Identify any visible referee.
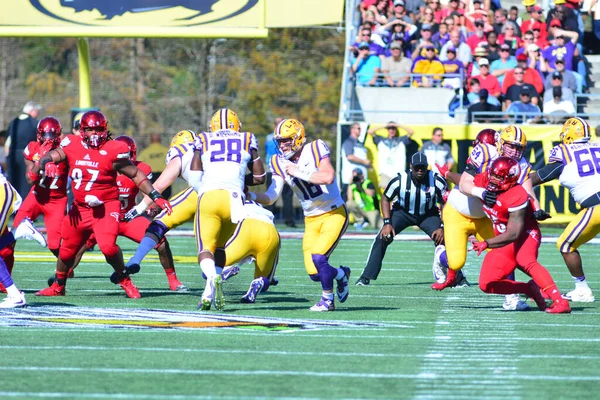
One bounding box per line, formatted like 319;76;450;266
355;152;446;286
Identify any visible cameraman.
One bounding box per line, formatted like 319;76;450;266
346;168;380;229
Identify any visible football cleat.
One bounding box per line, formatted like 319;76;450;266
454;270;470;288
35;282;65;296
213;275;224;310
168;276;189;292
562;287;595;302
502;294;530;311
198;298;211;311
110;264;140;284
222;265;240;281
309;297;335;312
0;291;27;308
355;276;370;286
546;298;572;314
241;278;265;304
527;280;547;311
13;218;47;248
336;266;351;303
119;276;141;299
432;245;447;284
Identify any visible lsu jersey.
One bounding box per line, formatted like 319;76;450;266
165;141;195;184
23;141;68;201
117;161;152;217
548;141;600;204
270;140;344;217
194;129;257;195
242;200;275;225
60;134;130;206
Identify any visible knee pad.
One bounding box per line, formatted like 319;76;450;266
145;221;170;243
311;254;329;273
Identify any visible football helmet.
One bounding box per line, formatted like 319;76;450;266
209;108;241;132
473;128;497;147
73;112;85;132
170;130;196;148
497;126;526;160
36;117;62;147
560;117;591;145
487;156;521;192
80;111;109;149
114;136;137;162
274;119;306;159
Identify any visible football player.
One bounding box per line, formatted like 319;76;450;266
529;117;600;302
189;109;265;310
249;119;351;312
33;111;172;298
470;157;570;314
0;117;68;283
123;130;200;276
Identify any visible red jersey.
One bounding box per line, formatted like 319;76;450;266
117;161;152;217
23;141;68;201
474;173;538;235
59;134;130;206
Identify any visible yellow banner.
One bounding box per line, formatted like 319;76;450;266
0;0;343;37
362;124;597;224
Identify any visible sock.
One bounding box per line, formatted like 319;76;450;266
164;268;176;277
5;283;19;297
215;267;223;276
573;275;589;290
127;237;157;267
0;231;16;251
335;267;345;280
541;284;562;303
200;258;217;279
259;277;270;292
0;256;14;289
440;250;449;268
56;271;67;286
322;292;334;301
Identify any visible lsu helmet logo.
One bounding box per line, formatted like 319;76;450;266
30;0;258;26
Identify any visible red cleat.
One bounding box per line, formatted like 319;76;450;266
546;298;571;314
431;269;457;291
0;282;6;293
527;280;547;311
35;282;65;296
168;276;189;292
119;276;141;299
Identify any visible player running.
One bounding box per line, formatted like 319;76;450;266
33;111;172;298
529;117;600;302
470;156;570;313
249;119;350;312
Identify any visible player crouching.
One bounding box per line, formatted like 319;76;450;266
465;157;570;313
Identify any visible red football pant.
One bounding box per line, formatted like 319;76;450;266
479;229;557;295
60;200;121;262
0;194;67;273
86;216;163;249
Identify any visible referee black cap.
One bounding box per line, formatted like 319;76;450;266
411;152;428;168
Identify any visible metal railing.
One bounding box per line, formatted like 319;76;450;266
353;72;464;88
469;111;600;124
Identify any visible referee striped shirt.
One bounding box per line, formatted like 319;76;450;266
384;169;447;216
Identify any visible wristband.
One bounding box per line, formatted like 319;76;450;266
134;202;150;214
471;187;485;200
149;189;162;201
383;218;391;225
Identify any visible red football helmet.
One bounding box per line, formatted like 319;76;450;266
473;128;497;147
36;116;62;147
80;111;109;149
487;156;521;192
114;135;137;162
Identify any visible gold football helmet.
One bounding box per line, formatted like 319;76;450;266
170;129;196;148
497;125;526;160
560;117;591;145
274;119;306;159
209;108;241;132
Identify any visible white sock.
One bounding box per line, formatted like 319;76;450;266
573;276;590;290
335;267;345;280
200;258;217;279
322;292;334;301
5;284;20;297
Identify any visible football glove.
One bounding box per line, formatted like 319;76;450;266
154;197;172;215
44;163;59;178
27;170;41;183
435;163;449;178
482;190;497;207
533;209;552;221
470;239;488;256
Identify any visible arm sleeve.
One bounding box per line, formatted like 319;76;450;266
249;133;259;151
535;162;564;183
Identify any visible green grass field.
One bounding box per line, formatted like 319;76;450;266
1;231;600;400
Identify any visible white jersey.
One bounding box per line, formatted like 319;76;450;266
195;129;257;195
450;143;532;218
165;142;195;184
270;140;344;217
242;200;275;225
548;141;600;204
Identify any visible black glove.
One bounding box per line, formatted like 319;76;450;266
533;209;552;221
482;190;498;207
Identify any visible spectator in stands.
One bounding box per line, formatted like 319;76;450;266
543;71;575;106
368;122;414;188
526;43;547;77
443;17;465;43
521;6;547;41
468;46;487;77
485;31;501;63
508;6;522;27
412;23;435;59
429;0;443;24
385;20;418;52
347;168;381;230
442;0;463;20
441;46;464;88
431;22;449;50
476;58;501;97
464;0;490;32
382;41;413;86
544;55;577;92
490;43;517;86
405;0;426;22
467;89;502;123
494;9;521;37
547;4;578;34
418;6;439;34
544;86;576;123
421;127;454;169
388;0;415;24
466;18;487;52
440;29;472;67
507;86;542;123
352;42;381;86
591;0;600;43
505;74;539;108
369;0;393;25
544;30;579;72
516;30;536;57
468;77;501;106
531;22;549;50
341;123;371;200
502;53;544;95
351;28;386;57
411;44;445;87
498;21;522;52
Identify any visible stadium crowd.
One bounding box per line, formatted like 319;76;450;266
351;0;594;123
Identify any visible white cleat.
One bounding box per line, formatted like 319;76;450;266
563;288;595;302
13;218;47;248
502;294;530;311
432;245;447;284
0;291;27;308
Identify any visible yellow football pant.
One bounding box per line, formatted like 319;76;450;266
302;205;348;275
156;186;198;229
557;206;600;253
195;190;237;254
